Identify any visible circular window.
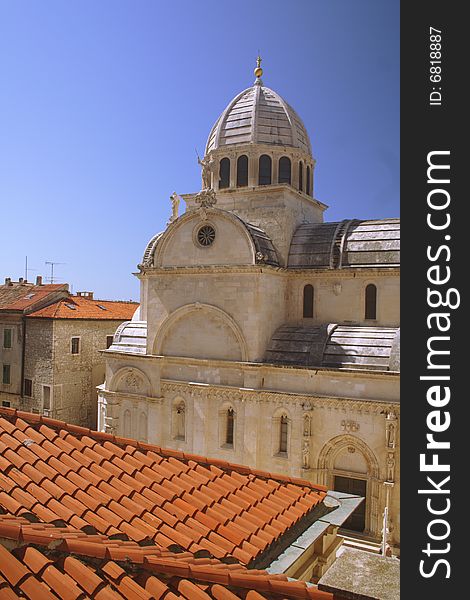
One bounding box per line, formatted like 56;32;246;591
197;225;216;247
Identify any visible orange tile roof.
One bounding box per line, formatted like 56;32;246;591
0;284;68;312
0;408;331;599
27;295;138;320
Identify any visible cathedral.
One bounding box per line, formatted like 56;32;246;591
99;60;400;552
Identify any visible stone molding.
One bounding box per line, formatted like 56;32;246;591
160;380;400;415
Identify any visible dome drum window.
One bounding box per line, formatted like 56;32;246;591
278;157;291;185
196;224;216;247
219;158;230;189
237;155;249;187
259;155;272;185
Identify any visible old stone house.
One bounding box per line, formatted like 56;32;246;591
1;279;137;428
100;62;400;552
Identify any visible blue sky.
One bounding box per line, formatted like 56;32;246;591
0;0;399;301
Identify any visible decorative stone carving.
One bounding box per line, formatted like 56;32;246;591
302;439;310;469
385;411;397;448
348;446;355;454
255;251;268;263
386;452;395;482
195;188;217;208
168;191;180;223
333;282;342;296
197;155;214;190
341;419;360;433
124;371;142;391
303;414;311;437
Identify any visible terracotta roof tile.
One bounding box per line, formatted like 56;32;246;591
26;295;138;320
0;408;333;599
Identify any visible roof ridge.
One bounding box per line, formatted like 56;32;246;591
0;407;327;493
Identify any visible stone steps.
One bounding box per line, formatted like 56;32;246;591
339;534;382;555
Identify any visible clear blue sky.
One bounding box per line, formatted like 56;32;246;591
0;0;399;301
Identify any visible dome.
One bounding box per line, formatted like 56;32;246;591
205;83;312;156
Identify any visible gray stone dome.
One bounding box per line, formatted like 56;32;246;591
205;84;312;156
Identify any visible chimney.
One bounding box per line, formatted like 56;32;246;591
36;275;43;286
18;277;24;284
4;277;11;286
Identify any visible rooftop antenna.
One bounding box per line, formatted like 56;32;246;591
45;261;66;284
24;256;38;281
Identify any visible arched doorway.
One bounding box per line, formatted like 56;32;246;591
317;435;381;537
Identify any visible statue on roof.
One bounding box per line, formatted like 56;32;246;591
197;152;214;190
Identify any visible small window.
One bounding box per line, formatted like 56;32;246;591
219;157;230;189
237;155;248;187
258;155;272;185
278;157;291;184
2;364;11;385
303;285;314;318
71;337;80;354
3;329;12;349
106;335;114;349
299;162;303;192
2;401;11;408
226;408;234;446
306;166;311;196
43;385;51;411
279;416;288;454
365;284;377;320
24;378;33;397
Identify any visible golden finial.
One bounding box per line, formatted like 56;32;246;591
254;55;263;79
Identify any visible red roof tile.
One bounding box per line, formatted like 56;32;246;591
0;407;332;599
27;295;138;320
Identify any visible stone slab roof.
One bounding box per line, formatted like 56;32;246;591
288;219;400;270
265;325;400;372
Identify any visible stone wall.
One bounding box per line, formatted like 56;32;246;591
51;319;127;428
0;317;23;407
21;318;54;413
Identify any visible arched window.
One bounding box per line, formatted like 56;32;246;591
299;161;303;192
258;155;272;185
306;166;311;196
365;284;377;320
219;157;230;189
303;284;314;318
173;400;186;440
237;155;248;187
278;157;291;184
226;408;235;445
279;416;288;454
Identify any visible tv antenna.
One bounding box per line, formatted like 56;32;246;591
24;256;38;281
45;261;66;284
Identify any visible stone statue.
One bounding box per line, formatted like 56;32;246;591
302;439;310;469
386;422;396;448
169;192;181;223
303;414;311;437
198;155;214;189
386;452;395;482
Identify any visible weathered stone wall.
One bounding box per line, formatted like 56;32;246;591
145;270;287;362
21;318;54;413
51;319;128;428
286;271;400;327
0;317;23;406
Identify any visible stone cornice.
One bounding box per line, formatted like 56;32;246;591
160;380;400;414
136;265;399;278
105;352;399;380
101;390;163;404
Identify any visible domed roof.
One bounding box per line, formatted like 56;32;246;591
205;82;312;156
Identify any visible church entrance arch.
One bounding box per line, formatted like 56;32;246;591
317;435;381;537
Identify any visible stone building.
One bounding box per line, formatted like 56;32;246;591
1;281;137;428
100;61;400;552
0;277;69;407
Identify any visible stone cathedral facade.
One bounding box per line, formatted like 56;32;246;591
99;62;400;552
